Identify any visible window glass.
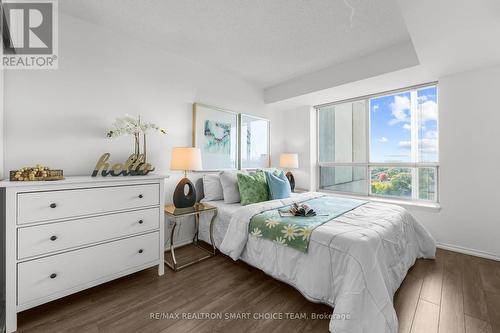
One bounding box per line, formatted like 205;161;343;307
370;167;412;199
317;84;439;202
417;87;439;162
319;166;368;194
418;167;437;201
370;92;411;163
318;101;366;163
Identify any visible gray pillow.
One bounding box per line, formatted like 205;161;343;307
220;171;245;203
201;174;224;201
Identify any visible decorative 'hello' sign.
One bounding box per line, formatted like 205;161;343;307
92;153;155;177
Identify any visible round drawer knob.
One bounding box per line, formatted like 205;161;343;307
50;203;57;208
138;249;144;254
50;235;57;241
50;273;57;279
138;220;144;224
138;194;144;199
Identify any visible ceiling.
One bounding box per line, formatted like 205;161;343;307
397;0;500;78
266;0;500;104
60;0;500;106
60;0;411;89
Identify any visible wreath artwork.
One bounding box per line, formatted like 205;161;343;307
203;120;231;154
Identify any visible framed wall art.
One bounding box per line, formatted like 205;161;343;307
193;103;239;170
239;114;270;169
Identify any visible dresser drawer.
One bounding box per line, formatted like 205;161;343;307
17;184;159;225
17;232;159;306
17;208;159;259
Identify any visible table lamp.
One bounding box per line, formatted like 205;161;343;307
279;153;298;192
170;147;202;208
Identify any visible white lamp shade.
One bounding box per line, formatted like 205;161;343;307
279;153;299;169
170;147;202;171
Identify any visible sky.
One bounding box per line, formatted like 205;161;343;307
370;86;438;163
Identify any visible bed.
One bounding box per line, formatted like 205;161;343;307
197;192;436;333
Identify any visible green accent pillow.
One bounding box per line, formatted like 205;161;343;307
237;171;269;205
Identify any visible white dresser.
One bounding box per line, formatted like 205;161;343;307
0;175;166;333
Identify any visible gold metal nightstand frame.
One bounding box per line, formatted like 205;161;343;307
164;203;218;271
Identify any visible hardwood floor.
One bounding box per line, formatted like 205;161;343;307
395;249;499;333
17;248;500;333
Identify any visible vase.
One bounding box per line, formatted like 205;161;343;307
129;133;150;175
129;134;141;173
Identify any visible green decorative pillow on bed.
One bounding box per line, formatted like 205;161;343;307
237;171;269;205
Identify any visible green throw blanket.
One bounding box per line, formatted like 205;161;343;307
248;196;367;253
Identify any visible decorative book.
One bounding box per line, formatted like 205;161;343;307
279;203;317;217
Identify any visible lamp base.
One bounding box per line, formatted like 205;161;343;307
285;171;295;192
173;177;197;208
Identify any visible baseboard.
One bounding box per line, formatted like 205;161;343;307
436;242;500;261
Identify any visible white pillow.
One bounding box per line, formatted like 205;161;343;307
201;174;224;201
220;171;245;203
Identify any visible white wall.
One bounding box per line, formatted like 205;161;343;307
271;63;500;260
3;13;269;246
4;13;268;190
270;106;316;191
407;64;500;260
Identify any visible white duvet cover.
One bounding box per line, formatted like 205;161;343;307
205;192;436;333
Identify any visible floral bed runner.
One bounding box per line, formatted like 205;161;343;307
248;196;367;253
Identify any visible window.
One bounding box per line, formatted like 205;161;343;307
317;84;438;202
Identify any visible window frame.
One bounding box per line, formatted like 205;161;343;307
315;82;439;204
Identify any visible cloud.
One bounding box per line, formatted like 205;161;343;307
419;138;438;154
377;137;388;143
424;130;437;139
388;95;410;125
399;140;411;150
403;123;411;130
418;95;428;103
420;100;438;123
398;133;438;154
387;97;437;126
420;130;438;154
372;104;379;112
